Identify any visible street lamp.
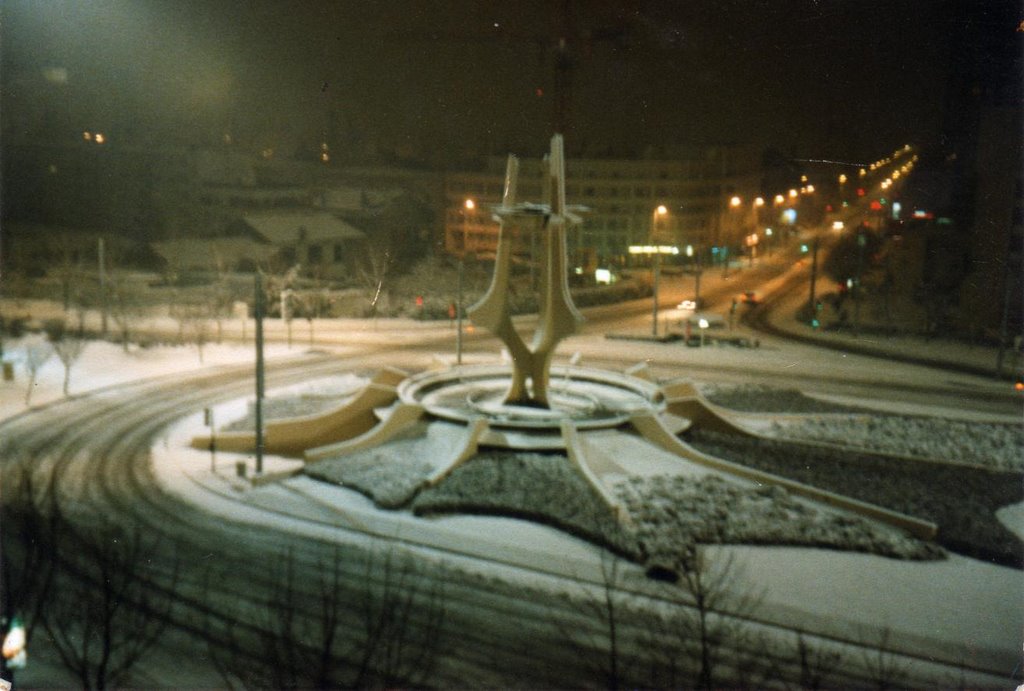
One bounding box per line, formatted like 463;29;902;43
457;198;475;365
651;205;668;337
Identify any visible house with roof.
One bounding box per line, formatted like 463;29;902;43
152;211;367;281
241;211;367;279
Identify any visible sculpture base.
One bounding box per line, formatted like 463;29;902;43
398;364;664;431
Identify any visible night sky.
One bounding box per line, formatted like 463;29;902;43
2;0;1020;164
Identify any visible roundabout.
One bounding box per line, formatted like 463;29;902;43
398;363;665;433
192;135;943;577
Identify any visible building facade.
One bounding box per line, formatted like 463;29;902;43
443;147;761;268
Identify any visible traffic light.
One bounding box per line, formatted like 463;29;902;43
800;243;809;253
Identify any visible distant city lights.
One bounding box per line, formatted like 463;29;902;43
628;245;679;255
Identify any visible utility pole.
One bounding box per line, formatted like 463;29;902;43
254;272;265;475
853;230;866;333
98;237;108;335
808;235;820;326
456;257;464;365
652;252;661;338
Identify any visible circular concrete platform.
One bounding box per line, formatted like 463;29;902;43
398;364;664;431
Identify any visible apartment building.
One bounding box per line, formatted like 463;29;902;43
443;147;760;268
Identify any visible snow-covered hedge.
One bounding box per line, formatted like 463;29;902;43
412;451;640;559
616;474;943;575
766;415;1023;471
305;425;435;509
701;384;864;414
224;377;366;431
309;446;943;579
686;428;1022;567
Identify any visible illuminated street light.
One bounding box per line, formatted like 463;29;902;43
774;194;785;205
464;198;475;210
754;196;765;207
805;184;815;193
650;205;670;337
729;196;741;208
838;174;847;184
788;189;798;199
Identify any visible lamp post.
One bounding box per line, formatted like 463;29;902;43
651;205;668;337
457;198;475;365
723;195;742;277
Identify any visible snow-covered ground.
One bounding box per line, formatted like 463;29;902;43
0;334;299;421
152;388;1021;684
2;327;1021;686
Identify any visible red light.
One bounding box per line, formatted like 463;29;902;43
870;200;882;211
415;295;424;307
825;204;833;212
535;87;544;97
1015;380;1024;392
856;188;866;197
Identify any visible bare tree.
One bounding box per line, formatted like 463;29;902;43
859;626;909;690
0;460;62;684
791;629;842;690
640;548;773;690
556;550;633;690
43;521;180;691
44;319;86;395
357;244;391;317
290;288;330;347
171;302;212;363
210;262;237;344
353;548;447;687
208;545;446;689
23;339;52;406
